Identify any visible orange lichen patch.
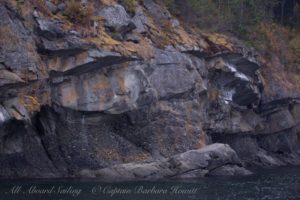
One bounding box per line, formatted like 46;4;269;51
23;95;41;115
48;57;58;71
197;140;206;149
61;57;73;72
208;87;220;102
0;26;19;51
57;39;64;49
39;90;51;106
48;52;89;73
96;149;122;161
156;102;180;115
92;74;111;91
39;61;49;78
16;82;44;116
61;83;80;103
101;0;116;6
83;80;89;92
91;74;113;103
117;77;126;94
47;56;63;71
74;51;88;67
19;70;38;82
186;103;192;122
55;57;62;71
124;152;150;163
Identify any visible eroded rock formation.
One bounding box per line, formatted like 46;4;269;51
0;0;299;179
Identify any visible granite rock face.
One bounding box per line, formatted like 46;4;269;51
0;0;299;179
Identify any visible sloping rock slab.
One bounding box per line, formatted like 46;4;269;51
79;143;251;180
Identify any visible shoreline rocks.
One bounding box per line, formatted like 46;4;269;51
79;143;252;180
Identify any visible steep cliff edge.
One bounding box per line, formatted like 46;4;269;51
0;0;299;178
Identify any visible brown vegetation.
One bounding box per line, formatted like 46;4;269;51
65;0;94;25
0;26;19;51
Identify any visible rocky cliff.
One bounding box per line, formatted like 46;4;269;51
0;0;299;179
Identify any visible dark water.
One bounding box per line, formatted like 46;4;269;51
0;167;299;200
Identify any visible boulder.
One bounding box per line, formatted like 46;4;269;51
45;1;57;14
96;5;131;28
79;143;251;180
34;18;89;54
35;19;65;40
131;8;150;33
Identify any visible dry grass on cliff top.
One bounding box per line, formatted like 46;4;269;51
3;0;234;59
249;22;300;96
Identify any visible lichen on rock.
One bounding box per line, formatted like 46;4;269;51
0;0;299;179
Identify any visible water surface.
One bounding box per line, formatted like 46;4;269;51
1;166;299;200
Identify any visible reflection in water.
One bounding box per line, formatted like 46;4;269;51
0;166;299;200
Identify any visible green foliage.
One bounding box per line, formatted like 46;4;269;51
163;0;294;34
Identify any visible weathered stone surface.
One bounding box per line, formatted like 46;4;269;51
131;8;150;33
35;19;65;40
79;143;251;180
96;5;131;28
52;61;150;113
0;4;42;81
45;1;57;14
57;3;66;11
143;0;171;19
0;120;60;178
209;165;252;176
124;33;140;43
211;124;300;167
0;69;25;86
0;1;299;179
34;18;89;54
150;65;194;99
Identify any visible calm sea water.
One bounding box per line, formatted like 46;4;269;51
0;166;299;200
